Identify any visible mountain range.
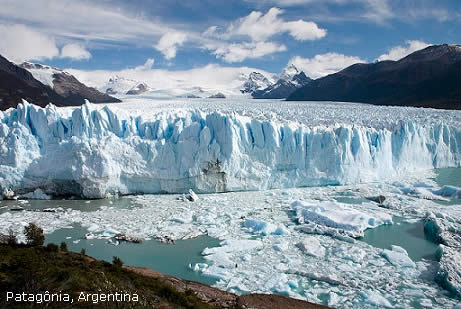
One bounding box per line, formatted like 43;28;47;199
241;64;312;99
102;75;151;96
288;44;461;110
2;44;461;110
0;55;119;110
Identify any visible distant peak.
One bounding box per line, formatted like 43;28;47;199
280;64;300;81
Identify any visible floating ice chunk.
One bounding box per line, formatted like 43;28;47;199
243;219;289;236
382;245;416;268
2;188;16;200
203;239;263;255
295;236;326;258
293;200;392;236
190;263;208;272
170;212;193;224
361;290;393;308
328;292;340;307
333;245;367;263
201;239;263;275
433;185;461;199
101;228;120;238
20;188;51;200
273;241;289;252
186;189;199;202
401;186;449;201
436;245;461;299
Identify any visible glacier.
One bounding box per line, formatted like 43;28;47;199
0;99;460;199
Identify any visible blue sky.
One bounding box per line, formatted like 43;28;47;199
0;0;460;78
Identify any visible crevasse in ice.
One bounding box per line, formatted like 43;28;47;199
0;100;460;198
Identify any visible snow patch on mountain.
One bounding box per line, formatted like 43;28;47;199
20;62;68;88
102;76;142;95
241;72;274;94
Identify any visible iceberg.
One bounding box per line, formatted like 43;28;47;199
0;100;460;198
293;200;393;237
381;245;416;268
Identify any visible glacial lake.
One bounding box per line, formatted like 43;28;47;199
360;217;439;261
45;225;220;286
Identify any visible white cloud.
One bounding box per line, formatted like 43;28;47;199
134;58;155;71
376;40;431;61
289;53;365;79
282;20;327;40
0;24;59;62
203;7;325;63
0;0;176;46
361;0;393;24
211;41;286;63
66;62;276;95
60;43;91;60
155;31;187;59
229;7;326;42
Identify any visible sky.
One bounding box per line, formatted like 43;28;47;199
0;0;460;84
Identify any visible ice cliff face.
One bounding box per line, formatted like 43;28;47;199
0;101;460;198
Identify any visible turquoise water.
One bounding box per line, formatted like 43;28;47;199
0;197;221;285
433;167;461;205
45;225;220;286
360;217;439;261
0;196;142;215
435;167;461;187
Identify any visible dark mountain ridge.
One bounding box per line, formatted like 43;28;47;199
0;55;120;111
288;44;461;110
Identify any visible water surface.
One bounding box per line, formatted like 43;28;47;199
45;225;220;286
360;217;439;261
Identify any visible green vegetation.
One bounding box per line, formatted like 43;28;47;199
0;244;213;308
60;241;68;252
23;223;45;247
112;256;124;269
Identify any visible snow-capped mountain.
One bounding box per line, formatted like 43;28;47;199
19;62;120;104
278;63;300;81
288;44;461;109
20;62;66;87
102;76;151;96
251;65;312;99
241;72;273;94
126;82;151;95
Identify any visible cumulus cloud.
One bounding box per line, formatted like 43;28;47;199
289;53;365;79
155;31;187;59
203;7;325;63
229;7;326;42
60;43;91;60
66;62;276;95
0;24;60;62
376;40;431;61
134;58;155;71
211;41;286;63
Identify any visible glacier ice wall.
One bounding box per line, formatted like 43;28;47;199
0;101;460;198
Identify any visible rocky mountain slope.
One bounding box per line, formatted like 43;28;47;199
0;55;69;110
20;62;120;105
241;72;274;94
288;44;461;110
246;64;312;99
